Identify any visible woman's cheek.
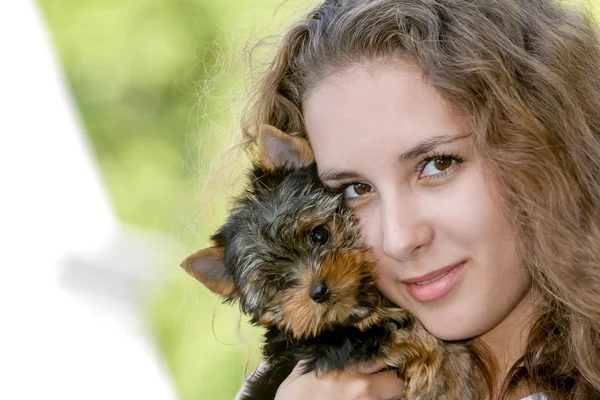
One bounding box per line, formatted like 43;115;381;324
355;202;397;288
352;200;413;310
354;201;381;250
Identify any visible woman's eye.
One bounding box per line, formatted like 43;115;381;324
343;183;374;198
419;155;463;179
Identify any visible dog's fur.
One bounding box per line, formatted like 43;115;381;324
182;125;477;399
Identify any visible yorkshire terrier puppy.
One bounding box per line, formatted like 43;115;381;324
181;125;477;400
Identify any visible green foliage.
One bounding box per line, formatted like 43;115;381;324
38;0;309;398
40;0;218;231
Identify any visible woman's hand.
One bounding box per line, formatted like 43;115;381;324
274;360;405;400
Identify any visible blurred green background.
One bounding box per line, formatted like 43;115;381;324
37;0;310;399
35;0;600;399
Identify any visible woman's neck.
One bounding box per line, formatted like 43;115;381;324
478;290;538;400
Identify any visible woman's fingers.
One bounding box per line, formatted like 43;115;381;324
348;362;405;400
275;361;405;400
355;359;396;375
363;369;405;400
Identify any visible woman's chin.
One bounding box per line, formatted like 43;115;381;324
416;313;483;342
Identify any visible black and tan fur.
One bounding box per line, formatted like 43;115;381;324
182;125;477;399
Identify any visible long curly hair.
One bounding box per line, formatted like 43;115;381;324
238;0;600;398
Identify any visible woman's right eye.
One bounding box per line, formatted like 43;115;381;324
343;183;374;199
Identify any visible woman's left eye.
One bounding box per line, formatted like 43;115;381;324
418;153;464;179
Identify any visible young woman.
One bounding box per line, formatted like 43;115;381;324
237;0;600;398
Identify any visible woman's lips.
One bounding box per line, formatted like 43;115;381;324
403;261;466;303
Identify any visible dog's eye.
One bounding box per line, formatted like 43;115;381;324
310;226;329;245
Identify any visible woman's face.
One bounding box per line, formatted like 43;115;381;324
304;61;532;340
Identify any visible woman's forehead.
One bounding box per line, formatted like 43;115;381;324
303;62;471;157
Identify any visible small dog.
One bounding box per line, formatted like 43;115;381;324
182;124;477;399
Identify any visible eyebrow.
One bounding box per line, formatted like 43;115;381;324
319;132;472;183
398;132;473;162
319;169;361;183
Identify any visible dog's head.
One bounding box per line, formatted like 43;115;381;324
182;125;382;339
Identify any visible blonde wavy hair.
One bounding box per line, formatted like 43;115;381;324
238;0;600;398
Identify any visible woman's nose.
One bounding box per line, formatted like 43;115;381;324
381;194;433;262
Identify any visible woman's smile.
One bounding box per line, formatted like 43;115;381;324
400;260;466;303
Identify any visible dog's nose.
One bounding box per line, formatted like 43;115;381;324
309;281;330;303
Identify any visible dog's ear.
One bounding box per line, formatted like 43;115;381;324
180;246;236;297
258;124;315;171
